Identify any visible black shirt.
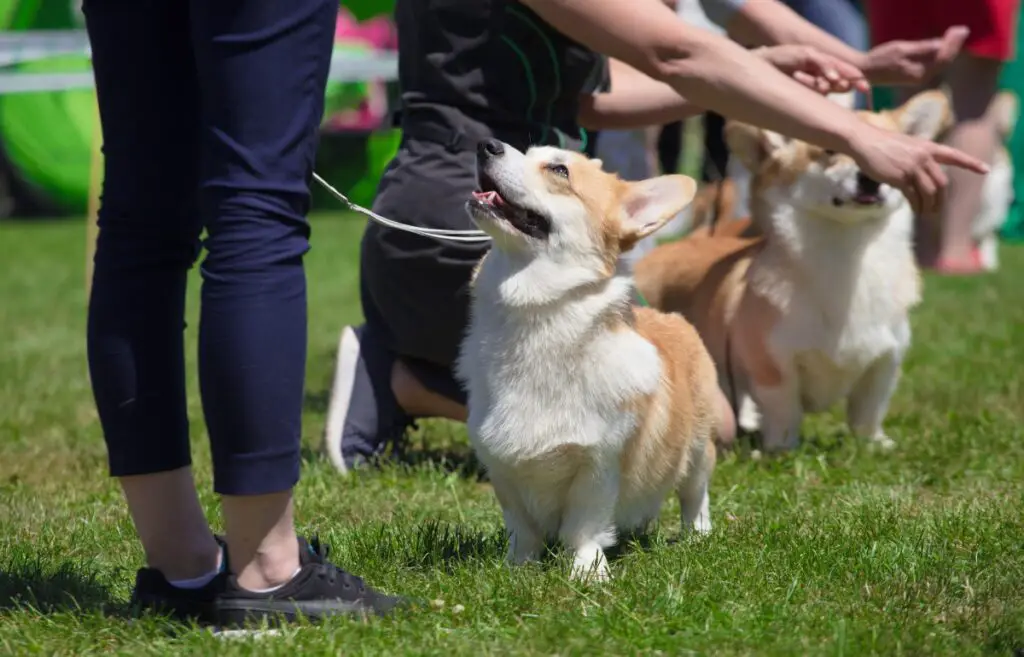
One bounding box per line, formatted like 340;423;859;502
394;0;609;153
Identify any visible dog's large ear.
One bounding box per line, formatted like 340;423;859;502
724;121;789;172
619;174;697;249
892;89;953;141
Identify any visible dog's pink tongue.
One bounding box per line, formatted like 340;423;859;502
472;190;504;206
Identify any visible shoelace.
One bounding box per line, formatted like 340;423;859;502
308;536;366;592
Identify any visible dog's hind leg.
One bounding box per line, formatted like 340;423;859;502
677;440;715;535
559;465;618;582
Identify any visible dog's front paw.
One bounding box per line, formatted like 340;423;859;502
761;428;800;454
867;430;896;451
570;545;610;583
506;530;543;565
737;395;762;433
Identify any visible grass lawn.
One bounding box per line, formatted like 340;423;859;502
1;212;1022;656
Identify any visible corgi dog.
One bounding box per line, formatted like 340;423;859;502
723;90;1016;271
633;91;956;454
455;140;720;582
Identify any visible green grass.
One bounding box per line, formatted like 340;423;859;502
1;212;1023;656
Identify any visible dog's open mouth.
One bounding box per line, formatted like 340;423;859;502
832;190;883;208
834;173;883;207
470;173;551;239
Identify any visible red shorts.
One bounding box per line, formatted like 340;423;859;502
866;0;1021;62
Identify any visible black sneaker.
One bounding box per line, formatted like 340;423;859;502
210;536;405;627
129;536;227;623
323;324;416;473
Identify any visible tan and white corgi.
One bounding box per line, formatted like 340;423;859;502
723;90;1016;271
455;140;720;582
634;91;957;454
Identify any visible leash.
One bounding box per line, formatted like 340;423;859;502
311;172;492;243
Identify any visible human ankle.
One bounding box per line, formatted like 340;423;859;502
221;490;302;591
233;536;301;591
149;537;222;582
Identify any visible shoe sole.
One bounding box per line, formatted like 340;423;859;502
323;326;361;474
212;599;372;628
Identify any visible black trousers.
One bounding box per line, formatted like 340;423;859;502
84;0;336;494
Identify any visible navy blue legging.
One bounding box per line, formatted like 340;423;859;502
84;0;335;495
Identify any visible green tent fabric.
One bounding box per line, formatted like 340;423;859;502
998;28;1024;241
0;54;95;212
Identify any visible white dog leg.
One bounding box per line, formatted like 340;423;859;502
678;477;712;535
846;353;902;451
559;467;618;583
490;471;544;565
751;377;803;453
677;442;713;534
736;393;762;433
978;233;1000;271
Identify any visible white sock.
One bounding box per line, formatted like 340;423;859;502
169;544;227;589
245;567;303;593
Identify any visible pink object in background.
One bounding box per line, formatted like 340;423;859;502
334;7;396;49
326;7;397;132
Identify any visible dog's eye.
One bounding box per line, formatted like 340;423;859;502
823;149;836;157
547;163;570;179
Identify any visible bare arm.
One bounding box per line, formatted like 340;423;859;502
722;0;866;64
578;59;704;130
521;0;987;215
711;0;968;86
523;0;864;152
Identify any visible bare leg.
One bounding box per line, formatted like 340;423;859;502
926;54;1003;271
391;360;467;422
120;469;221;581
220;491;300;590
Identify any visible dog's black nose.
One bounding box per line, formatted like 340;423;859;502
856;173;881;196
479;139;505;158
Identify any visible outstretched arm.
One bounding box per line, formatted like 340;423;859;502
703;0;968;86
579;47;866;130
522;0;987;215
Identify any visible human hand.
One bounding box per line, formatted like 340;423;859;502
847;124;988;214
861;26;968;86
756;45;870;95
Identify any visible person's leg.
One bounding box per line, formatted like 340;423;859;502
83;0;221;583
324;138;483;472
188;0;336;591
930;53;1007;270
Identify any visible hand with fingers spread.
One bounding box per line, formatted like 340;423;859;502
847;125;989;215
861;26;969;86
756;45;870;95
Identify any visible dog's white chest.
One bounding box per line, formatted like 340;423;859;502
458;287;661;465
764;220;917;412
